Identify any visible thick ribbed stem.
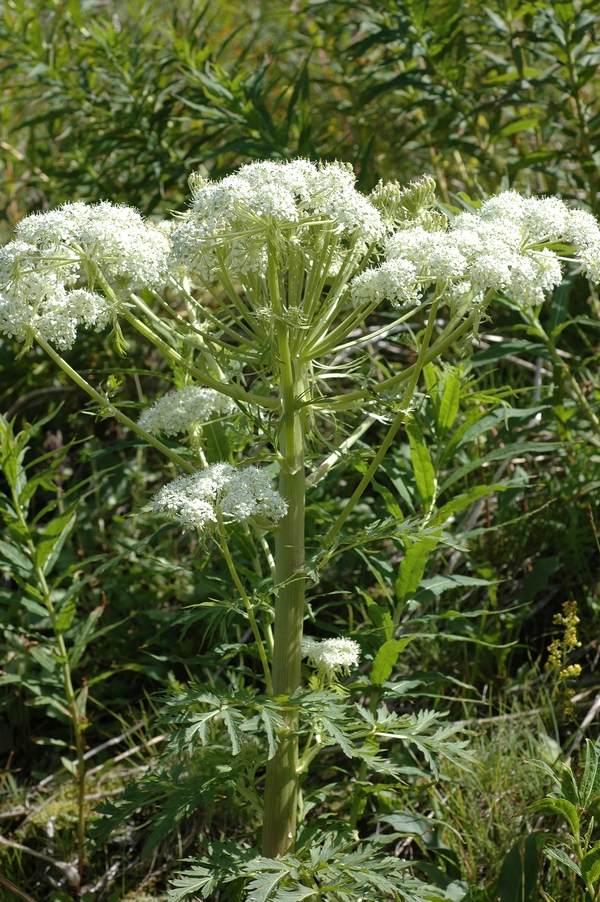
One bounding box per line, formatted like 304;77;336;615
262;244;307;857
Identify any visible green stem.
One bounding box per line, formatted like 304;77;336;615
320;307;478;410
11;490;86;888
526;312;600;437
263;242;307;858
306;415;377;488
35;335;196;474
349;688;381;829
121;308;277;410
217;518;273;695
324;293;442;548
85;260;270;408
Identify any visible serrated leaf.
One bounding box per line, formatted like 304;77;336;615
395;538;437;606
222;706;243;755
260;706;283;760
580;738;600;807
55;597;77;634
582;845;600;883
272;886;315;901
543;845;581;876
525;798;580;836
167;866;212;901
246;865;289;902
371;637;413;686
437;372;461;434
406;421;436;511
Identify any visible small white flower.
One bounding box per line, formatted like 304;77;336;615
302;637;361;681
16;201;171;289
351;189;600;310
0;241;110;348
1;202;171;348
564;209;600;281
350;259;421;307
151;462;287;531
138;386;238;436
170;159;384;281
386;227;469;281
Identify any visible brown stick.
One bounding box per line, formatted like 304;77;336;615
0;874;38;902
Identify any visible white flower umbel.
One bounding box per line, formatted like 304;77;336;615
171;159;384;281
0;202;170;349
303;637;361;683
0;241;111;349
138;386;238;437
16;202;171;289
152;462;287;531
350;190;600;310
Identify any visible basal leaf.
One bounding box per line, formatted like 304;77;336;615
497;833;541;902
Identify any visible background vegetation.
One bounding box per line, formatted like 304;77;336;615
0;0;599;899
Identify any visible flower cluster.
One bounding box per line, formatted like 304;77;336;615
350;190;600;310
16;202;171;289
151;462;287;531
138;386;237;437
303;637;361;683
171;159;384;281
546;600;582;680
0;202;170;348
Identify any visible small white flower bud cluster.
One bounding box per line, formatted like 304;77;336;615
350;190;600;309
0;202;171;348
171;159;384;280
138;386;237;437
302;637;361;682
151;462;287;531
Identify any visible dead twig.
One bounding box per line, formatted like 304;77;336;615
0;835;78;885
0;873;38;902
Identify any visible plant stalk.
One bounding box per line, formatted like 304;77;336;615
324;293;442;548
262;245;307;857
34;335;195;474
217;518;274;695
11;489;87;888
